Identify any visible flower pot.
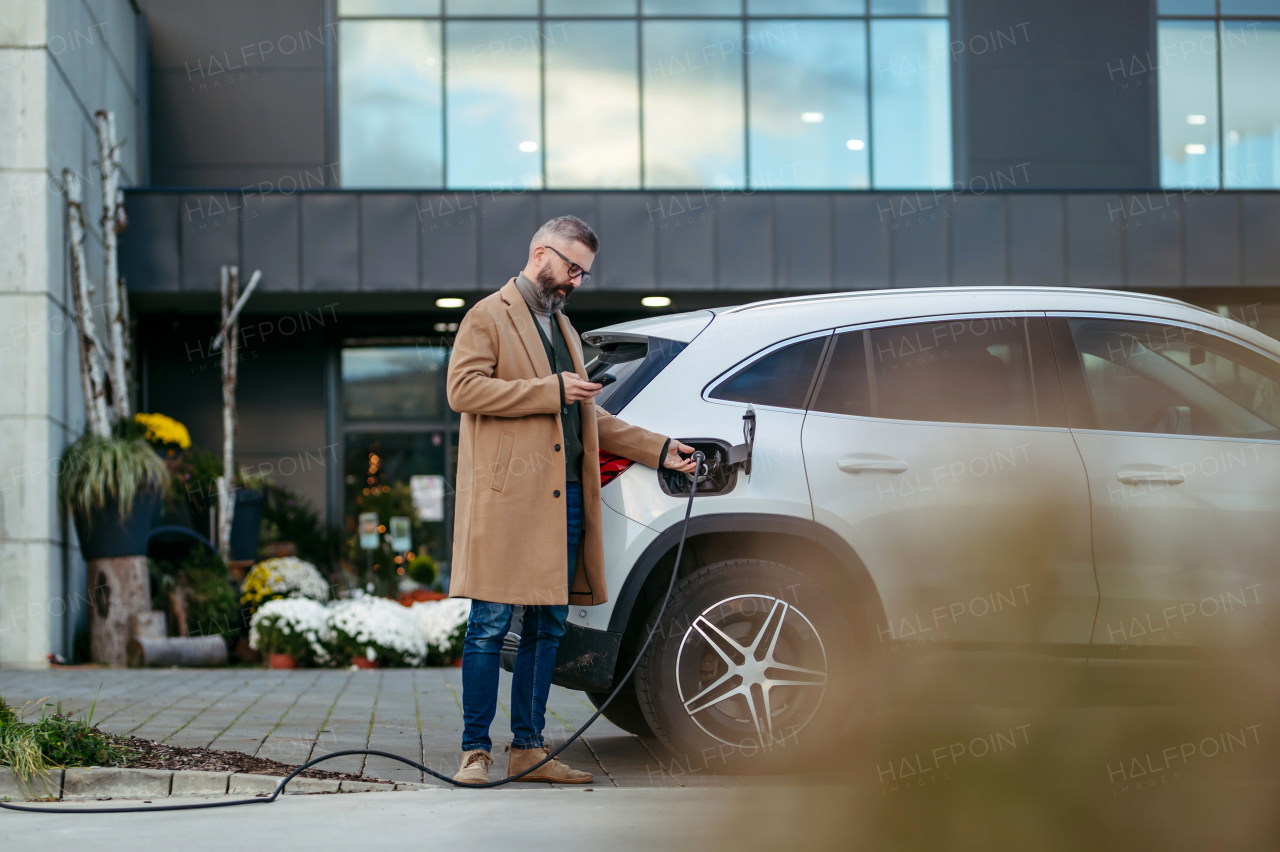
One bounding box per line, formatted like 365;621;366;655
73;488;163;560
229;488;265;561
268;652;298;669
452;657;463;668
352;655;381;669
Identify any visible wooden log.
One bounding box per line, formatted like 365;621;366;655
127;636;228;668
88;556;150;665
130;611;167;639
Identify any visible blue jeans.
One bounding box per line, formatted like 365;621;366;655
461;482;583;752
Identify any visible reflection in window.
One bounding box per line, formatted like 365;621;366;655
710;337;827;409
1222;21;1280;188
546;21;640;188
342;347;450;420
338;0;439;15
1157;21;1219;189
642;20;745;187
446;21;543;190
546;0;635;12
449;0;537;15
339;20;443;188
870;19;952;188
643;0;740;14
748;20;869;188
749;0;866;12
871;0;947;13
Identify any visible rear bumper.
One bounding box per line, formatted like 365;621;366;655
499;612;623;693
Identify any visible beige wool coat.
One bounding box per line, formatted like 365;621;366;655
445;279;669;607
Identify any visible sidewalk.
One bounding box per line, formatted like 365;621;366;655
0;668;710;788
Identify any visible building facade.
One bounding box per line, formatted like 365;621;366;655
2;0;1279;665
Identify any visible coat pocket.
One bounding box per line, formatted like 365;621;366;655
490;431;516;492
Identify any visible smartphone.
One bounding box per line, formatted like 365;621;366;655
596;373;617;387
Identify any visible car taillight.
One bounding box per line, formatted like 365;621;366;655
599;450;634;487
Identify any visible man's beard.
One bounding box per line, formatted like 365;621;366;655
534;266;572;314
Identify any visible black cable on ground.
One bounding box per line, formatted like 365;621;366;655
1;452;707;814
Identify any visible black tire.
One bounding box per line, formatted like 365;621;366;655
585;689;654;738
634;559;860;771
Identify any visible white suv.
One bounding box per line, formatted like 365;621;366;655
537;287;1280;762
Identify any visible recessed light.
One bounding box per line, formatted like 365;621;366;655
436;297;465;308
1184;143;1207;155
1186;114;1206;125
519;141;538;152
801;112;824;123
846;139;865;151
641;296;671;308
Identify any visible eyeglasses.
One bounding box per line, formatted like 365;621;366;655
541;245;591;283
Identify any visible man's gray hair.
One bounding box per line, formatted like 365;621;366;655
530;215;599;255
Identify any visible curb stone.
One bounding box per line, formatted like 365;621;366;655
1;767;414;802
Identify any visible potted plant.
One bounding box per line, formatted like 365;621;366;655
327;596;426;668
239;556;331;616
410;598;471;667
59;433;170;561
249;598;333;668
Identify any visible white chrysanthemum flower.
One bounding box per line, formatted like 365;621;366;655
327;596;427;666
250;556;330;601
410;598;471;657
249;597;334;664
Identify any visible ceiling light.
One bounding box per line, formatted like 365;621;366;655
846;139;865;151
641;296;671;308
801;112;824;123
436;297;465;308
519;140;538;152
1186;114;1206;125
1184;143;1207;155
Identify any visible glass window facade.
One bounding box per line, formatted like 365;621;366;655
337;2;950;189
1158;4;1280;189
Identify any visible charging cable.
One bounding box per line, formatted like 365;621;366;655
1;451;708;813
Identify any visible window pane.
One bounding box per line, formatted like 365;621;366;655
811;331;871;415
642;20;745;187
1157;0;1216;12
870;19;952;188
447;0;537;15
643;0;741;14
748;0;866;13
867;318;1046;426
344;432;450;567
748;20;869;188
546;21;640;188
343;347;448;420
711;337;827;409
547;0;635;13
445;22;542;189
1069;319;1280;438
339;0;440;15
871;0;948;14
1222;20;1280;188
1158;21;1219;189
1221;0;1280;13
340;21;443;188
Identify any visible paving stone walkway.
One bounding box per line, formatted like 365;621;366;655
0;668;727;788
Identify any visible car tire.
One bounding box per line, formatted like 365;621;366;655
634;559;860;771
585;689;654;739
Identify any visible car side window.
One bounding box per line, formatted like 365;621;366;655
811;316;1064;427
1067;318;1280;439
709;336;827;410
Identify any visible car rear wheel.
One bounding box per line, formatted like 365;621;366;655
634;559;860;771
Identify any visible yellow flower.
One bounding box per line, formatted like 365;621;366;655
134;412;191;449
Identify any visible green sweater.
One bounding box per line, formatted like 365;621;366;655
528;299;584;484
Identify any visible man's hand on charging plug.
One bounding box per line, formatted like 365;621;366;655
663;439;699;473
562;371;603;402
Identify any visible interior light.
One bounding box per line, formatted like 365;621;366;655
1184;143;1207;155
641;296;671;308
519;140;538;152
801;112;824;123
1185;114;1207;125
436;297;465;308
846;139;865;151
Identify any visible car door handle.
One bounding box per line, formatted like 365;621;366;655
837;454;908;474
1115;465;1185;485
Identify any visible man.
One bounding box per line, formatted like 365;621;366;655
446;215;697;785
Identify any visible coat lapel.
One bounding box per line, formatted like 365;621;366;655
500;279;552;378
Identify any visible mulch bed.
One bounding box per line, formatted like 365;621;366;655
119;736;391;783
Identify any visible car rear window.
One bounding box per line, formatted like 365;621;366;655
587;336;687;415
709;336;828;410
